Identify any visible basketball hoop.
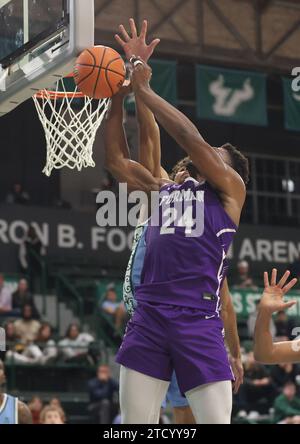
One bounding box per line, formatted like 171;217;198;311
33;75;110;177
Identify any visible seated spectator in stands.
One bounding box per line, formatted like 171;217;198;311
274;311;294;340
87;364;119;424
238;351;276;411
0;274;12;314
58;323;94;363
12;278;40;319
6;322;57;366
49;398;63;409
271;363;297;391
274;381;300;424
40;405;66;424
28;396;44;425
2;321;18;357
247;300;276;339
6;183;30;205
233;260;258;290
102;284;127;331
13;304;41;345
18;225;46;291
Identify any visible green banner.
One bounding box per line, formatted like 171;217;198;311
126;59;178;111
283;77;300;131
196;65;267;126
231;289;300;319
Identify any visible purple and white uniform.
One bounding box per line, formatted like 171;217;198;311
116;178;237;394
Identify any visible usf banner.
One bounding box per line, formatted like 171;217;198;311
283;77;300;131
126;59;178;111
196;65;267;126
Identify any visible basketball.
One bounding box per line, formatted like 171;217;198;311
73;46;126;99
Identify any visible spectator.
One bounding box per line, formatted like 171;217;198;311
18;225;46;291
102;284;127;331
238;351;276;411
6;183;30;205
13;304;41;345
12;278;39;319
233;260;258;290
274;311;294;340
49;398;62;409
87;364;119;424
0;274;12;314
271;363;297;390
58;323;94;363
28;396;44;425
40;405;66;424
274;381;300;424
6;322;57;365
247;300;276;339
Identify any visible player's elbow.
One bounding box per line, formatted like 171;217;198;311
253;345;275;364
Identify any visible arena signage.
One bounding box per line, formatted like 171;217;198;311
231;289;300;318
0;205;299;274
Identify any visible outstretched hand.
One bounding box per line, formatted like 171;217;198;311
115;18;160;63
259;269;297;315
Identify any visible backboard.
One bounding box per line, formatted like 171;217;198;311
0;0;94;116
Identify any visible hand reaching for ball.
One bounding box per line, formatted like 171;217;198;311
115;18;160;63
130;58;153;93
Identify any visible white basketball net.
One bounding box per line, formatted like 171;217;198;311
33;79;110;177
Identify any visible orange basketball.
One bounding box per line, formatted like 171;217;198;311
73;46;126;99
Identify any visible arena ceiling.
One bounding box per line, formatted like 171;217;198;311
94;0;300;73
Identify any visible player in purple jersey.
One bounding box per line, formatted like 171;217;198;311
105;19;248;424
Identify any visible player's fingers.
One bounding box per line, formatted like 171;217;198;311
271;268;277;287
281;300;297;310
149;38;161;52
129;18;137;37
264;271;269;288
140;19;148;40
277;270;291;288
119;24;131;42
282;279;298;294
115;34;126;48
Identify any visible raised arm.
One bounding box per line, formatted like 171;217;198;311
220;278;243;394
130;61;246;223
115;18;168;180
254;269;299;364
104;88;167;193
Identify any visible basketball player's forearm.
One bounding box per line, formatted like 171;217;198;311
137;87;203;148
105;95;130;168
252;310;300;364
135;94;162;178
136;87;241;192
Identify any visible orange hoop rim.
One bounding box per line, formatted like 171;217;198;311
34;73;85;100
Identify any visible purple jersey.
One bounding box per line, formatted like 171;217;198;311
135;178;237;313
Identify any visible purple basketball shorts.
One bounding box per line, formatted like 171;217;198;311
116;301;234;394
